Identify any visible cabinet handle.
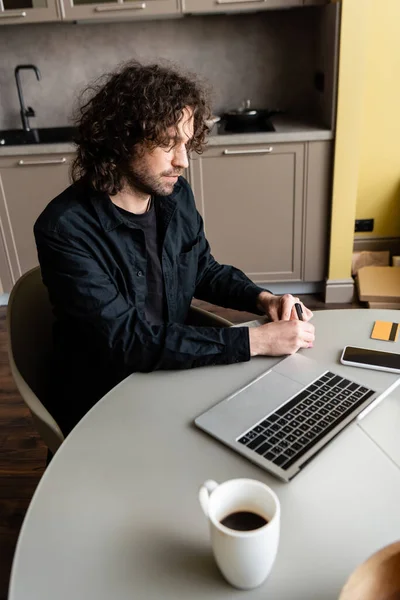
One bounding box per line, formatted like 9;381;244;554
216;0;266;4
18;158;67;166
0;10;27;17
94;2;145;12
223;147;273;155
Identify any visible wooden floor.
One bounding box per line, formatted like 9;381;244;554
0;307;47;600
0;294;361;599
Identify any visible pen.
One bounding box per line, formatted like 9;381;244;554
295;303;303;321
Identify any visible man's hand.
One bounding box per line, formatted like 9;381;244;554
256;291;313;323
249;320;315;357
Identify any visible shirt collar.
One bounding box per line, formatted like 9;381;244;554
88;178;181;233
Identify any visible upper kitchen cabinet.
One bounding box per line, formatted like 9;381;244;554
0;0;59;25
61;0;180;22
182;0;302;15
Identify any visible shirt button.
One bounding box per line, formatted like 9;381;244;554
137;271;144;277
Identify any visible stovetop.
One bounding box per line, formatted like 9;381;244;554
215;119;275;135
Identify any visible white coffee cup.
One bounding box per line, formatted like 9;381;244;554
199;478;280;590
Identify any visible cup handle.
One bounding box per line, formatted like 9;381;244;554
199;479;219;517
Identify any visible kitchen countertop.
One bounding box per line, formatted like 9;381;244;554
0;141;78;158
0;117;333;157
207;116;333;146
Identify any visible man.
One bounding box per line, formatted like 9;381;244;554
34;60;314;435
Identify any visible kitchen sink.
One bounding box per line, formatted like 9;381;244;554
0;127;77;147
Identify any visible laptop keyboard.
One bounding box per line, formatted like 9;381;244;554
237;371;375;471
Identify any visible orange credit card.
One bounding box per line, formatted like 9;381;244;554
371;320;399;342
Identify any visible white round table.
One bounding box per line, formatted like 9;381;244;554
9;310;400;600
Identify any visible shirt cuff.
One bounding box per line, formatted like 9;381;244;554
223;326;251;363
242;284;272;316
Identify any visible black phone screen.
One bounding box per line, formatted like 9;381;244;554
343;346;400;370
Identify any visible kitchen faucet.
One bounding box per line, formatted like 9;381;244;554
14;64;41;133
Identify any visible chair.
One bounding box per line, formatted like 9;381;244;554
7;267;65;455
188;305;233;328
6;270;232;454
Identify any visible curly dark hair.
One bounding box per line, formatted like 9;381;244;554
71;60;213;194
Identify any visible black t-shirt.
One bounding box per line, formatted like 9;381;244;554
115;201;164;324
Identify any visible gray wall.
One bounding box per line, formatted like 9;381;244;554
0;8;320;130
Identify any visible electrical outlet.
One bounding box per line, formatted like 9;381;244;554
355;219;374;233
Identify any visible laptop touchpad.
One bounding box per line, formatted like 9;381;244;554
197;370;303;439
273;353;327;386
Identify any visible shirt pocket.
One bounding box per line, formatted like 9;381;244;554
176;236;201;293
178;235;201;260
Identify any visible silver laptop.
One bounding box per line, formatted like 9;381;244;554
195;353;382;482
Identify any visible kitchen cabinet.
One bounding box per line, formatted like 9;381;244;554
182;0;302;15
190;142;304;282
0;0;331;25
189;140;332;284
0;139;332;292
61;0;180;22
0;153;73;291
0;0;59;24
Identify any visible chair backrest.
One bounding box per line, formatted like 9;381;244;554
188;305;233;328
7;267;64;454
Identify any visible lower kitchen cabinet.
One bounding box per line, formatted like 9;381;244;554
0;140;332;293
189;140;332;284
0;153;74;292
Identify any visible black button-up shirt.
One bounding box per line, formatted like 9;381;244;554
115;201;165;324
34;176;264;433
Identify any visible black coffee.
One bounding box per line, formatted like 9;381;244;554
220;511;268;532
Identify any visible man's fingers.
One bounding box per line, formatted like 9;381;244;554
291;300;313;322
283;296;313;322
294;320;314;334
281;294;297;321
281;295;314;323
303;332;315;344
296;323;315;348
298;338;313;349
268;306;280;322
302;306;314;321
295;331;314;346
302;322;315;334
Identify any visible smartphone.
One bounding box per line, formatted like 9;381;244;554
341;345;400;374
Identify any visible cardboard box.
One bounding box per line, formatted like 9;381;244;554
357;266;400;303
368;301;400;309
352;250;390;276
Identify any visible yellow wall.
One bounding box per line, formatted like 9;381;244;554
356;0;400;238
328;0;372;281
328;0;400;281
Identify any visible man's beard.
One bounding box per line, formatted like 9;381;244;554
123;159;183;197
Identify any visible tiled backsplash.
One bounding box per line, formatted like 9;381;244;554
0;9;320;130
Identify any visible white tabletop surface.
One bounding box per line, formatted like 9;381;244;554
8;309;400;600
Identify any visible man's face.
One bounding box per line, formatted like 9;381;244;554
126;106;194;197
